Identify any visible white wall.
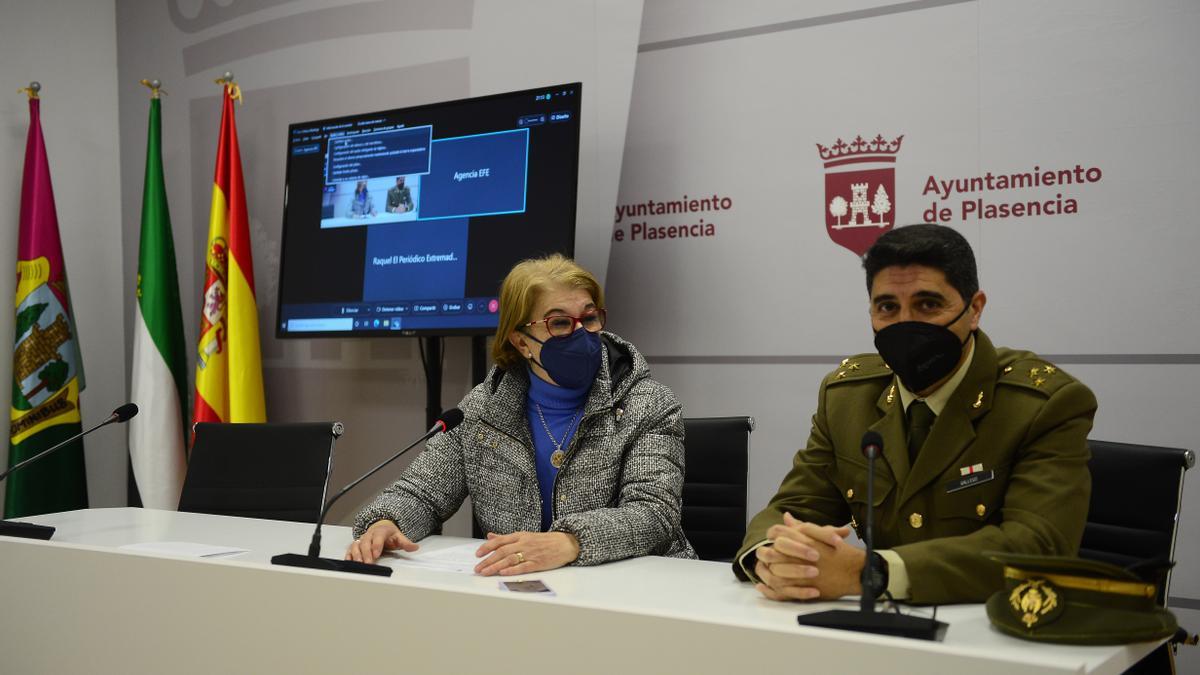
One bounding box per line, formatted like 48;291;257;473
0;0;127;509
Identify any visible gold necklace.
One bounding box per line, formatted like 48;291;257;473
534;404;583;468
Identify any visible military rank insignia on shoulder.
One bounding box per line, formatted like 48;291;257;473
826;354;891;385
998;358;1072;396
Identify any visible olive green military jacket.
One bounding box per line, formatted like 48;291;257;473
735;331;1097;604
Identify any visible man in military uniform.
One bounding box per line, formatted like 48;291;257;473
735;223;1097;605
386;176;414;213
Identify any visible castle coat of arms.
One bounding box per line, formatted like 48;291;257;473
818;134;903;256
11;258;82;441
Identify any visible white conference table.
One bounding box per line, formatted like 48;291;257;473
0;508;1159;674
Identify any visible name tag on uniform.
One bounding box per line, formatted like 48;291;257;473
945;470;995;493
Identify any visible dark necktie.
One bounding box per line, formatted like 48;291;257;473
907;400;935;465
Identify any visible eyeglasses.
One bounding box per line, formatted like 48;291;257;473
522;309;607;337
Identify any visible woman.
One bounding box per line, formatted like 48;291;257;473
347;254;695;574
349;180;375;218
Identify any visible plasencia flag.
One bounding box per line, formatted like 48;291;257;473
8;93;88;518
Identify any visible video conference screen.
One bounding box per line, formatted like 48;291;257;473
275;83;581;337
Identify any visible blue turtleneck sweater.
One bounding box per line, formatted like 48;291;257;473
526;371;589;531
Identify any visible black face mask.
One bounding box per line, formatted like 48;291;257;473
873;302;972;394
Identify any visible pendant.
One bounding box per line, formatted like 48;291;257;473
550;450;565;468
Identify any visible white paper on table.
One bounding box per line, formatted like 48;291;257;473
391;542;481;574
119;541;248;559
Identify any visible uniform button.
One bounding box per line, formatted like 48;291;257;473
976;504;986;517
846;488;854;499
909;512;924;529
615;407;624;419
476;432;485;441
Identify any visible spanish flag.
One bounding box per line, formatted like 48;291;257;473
193;81;265;427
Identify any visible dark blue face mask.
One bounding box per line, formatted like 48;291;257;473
523;328;602;389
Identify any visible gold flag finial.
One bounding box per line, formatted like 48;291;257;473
19;81;41;99
214;71;242;104
139;79;167;99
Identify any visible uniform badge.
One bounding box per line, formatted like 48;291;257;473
959;463;984;476
946;468;994;493
1009;578;1064;629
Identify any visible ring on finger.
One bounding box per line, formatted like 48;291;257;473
515;551;525;564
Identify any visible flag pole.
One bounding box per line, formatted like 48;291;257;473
139;79;166;99
214;71;242;103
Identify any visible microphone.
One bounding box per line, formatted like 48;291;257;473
796;429;948;641
272;408;465;576
860;430;882;460
0;403;139;540
859;430;884;611
111;403;139;423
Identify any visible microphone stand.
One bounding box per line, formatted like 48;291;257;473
795;432;948;640
272;418;455;577
0;405;138;540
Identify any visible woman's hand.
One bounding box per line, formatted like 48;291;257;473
344;519;419;564
473;531;580;576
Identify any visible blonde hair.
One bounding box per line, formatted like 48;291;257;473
492;254;605;370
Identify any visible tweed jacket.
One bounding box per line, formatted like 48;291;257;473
354;332;696;564
735;331;1097;604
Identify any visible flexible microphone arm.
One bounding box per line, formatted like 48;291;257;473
0;403;138;482
0;403;138;541
859;430;883;612
795;429;947;640
305;409;464;558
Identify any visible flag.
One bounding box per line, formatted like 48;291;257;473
7;95;88;518
193;82;266;426
129;94;188;508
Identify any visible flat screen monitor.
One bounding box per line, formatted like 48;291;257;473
275;83;581;337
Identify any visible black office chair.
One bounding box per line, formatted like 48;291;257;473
1080;439;1194;603
1080;440;1195;674
178;422;344;523
681;416;754;562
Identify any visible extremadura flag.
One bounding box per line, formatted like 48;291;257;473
129;94;187;508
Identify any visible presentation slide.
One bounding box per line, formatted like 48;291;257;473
326;125;432;182
420;129;529;219
319;127;529;229
362;219;468;303
275;84;581;337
